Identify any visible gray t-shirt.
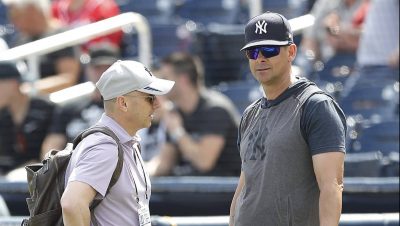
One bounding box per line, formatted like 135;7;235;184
240;78;347;155
234;78;346;226
65;114;151;226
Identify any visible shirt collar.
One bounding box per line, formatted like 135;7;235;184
98;113;140;145
261;77;311;109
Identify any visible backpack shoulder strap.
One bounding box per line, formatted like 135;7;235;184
72;125;124;209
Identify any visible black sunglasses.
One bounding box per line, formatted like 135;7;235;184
245;46;281;60
124;94;156;104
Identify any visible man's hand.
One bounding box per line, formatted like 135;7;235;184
164;110;184;133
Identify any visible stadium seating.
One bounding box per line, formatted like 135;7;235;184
339;83;399;120
314;53;356;88
1;176;398;216
121;19;189;64
381;152;400;177
234;0;309;26
191;23;249;86
173;0;240;25
349;120;399;156
262;0;309;19
117;0;174;21
150;214;400;226
213;79;263;114
0;2;7;26
0;2;15;44
344;151;383;177
0;214;398;226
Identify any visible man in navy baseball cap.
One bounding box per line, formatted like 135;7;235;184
230;11;346;226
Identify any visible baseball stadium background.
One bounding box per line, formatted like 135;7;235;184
0;0;398;225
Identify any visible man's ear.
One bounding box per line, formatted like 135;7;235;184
288;44;297;62
116;96;128;112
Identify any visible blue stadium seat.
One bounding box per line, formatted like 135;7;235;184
315;53;356;84
339;83;399;120
382;151;399;177
192;23;249;86
174;0;240;25
235;0;309;24
117;0;173;21
121;19;187;63
262;0;308;19
0;2;7;26
0;2;13;43
344;151;383;177
349;120;399;156
213;80;263;114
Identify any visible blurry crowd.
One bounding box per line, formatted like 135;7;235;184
0;0;399;178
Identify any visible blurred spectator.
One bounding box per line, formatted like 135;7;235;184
342;0;399;96
352;0;370;28
0;61;55;175
298;0;364;65
51;0;123;51
41;42;120;158
2;0;81;94
323;1;367;54
356;0;399;70
147;52;241;176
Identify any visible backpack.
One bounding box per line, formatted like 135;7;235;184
21;125;124;226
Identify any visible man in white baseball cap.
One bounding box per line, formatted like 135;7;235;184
61;60;174;226
96;60;175;99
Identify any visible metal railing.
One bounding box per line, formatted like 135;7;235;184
0;12;152;87
0;11;314;104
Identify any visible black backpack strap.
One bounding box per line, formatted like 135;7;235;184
72;125;124;210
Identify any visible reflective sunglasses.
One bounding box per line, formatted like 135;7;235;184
124;94;156;104
245;46;281;60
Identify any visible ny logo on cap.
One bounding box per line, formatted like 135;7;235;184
255;20;267;34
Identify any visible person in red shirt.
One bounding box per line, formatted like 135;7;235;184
52;0;123;51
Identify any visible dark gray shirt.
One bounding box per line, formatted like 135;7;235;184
172;89;241;176
234;78;346;226
256;79;347;155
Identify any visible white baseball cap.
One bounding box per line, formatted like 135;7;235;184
96;60;175;100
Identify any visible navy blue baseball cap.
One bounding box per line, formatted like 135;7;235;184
241;11;293;50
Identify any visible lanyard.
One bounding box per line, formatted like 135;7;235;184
126;142;149;203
